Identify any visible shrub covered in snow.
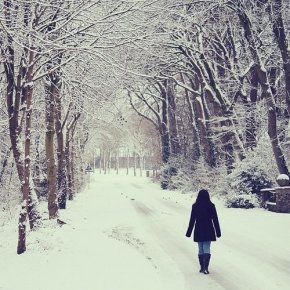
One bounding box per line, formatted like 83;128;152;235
160;159;178;190
159;156;228;195
225;193;260;209
159;156;193;190
223;164;273;208
158;135;278;210
222;139;275;208
229;164;272;195
0;161;21;223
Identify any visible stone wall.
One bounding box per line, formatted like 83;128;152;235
275;187;290;213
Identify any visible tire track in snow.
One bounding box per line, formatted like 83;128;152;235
154;196;290;278
155;197;290;290
131;199;242;290
122;179;290;290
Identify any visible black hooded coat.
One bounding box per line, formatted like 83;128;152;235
186;193;221;242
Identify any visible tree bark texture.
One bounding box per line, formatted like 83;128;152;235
55;89;68;209
245;67;259;148
64;111;80;200
234;2;289;174
133;152;137;176
194;94;215;166
159;82;170;164
270;0;290;116
181;73;201;160
190;56;244;169
200;56;245;161
179;42;245;169
3;1;42;254
116;149;119;174
45;76;59;219
65;134;73;200
19;56;37;252
167;80;181;156
126;149;129;175
189;74;215;167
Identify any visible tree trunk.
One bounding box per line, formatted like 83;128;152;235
55;92;68;209
270;0;290;116
116;149;119;174
99;149;102;174
189;73;215;166
45;77;58;219
19;79;35;253
139;155;143;176
181;73;201;160
9;44;40;253
189;57;243;169
167;80;181;156
133;152;137;176
64;112;80;200
160;84;170;163
179;40;245;169
245;67;259;148
70;141;75;199
17;201;27;254
103;150;108;174
24;79;40;231
108;151;111;174
65;134;73;201
5;41;28;254
158;81;172;189
33;133;42;198
126;149;129;175
235;3;289;174
194;94;215;166
200;56;245;164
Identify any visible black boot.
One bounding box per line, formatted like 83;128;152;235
198;254;204;273
203;253;211;274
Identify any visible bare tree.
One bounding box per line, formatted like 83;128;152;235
227;0;289;174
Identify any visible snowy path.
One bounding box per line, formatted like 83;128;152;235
1;172;290;290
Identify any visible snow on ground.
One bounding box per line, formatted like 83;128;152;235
1;171;290;290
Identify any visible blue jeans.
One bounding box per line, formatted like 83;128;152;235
197;241;211;254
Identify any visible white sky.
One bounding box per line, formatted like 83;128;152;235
1;170;290;290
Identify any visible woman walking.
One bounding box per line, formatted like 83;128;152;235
186;189;221;274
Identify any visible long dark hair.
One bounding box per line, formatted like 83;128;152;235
195;189;212;206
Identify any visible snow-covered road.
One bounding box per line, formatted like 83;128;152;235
112;177;290;290
1;172;290;290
